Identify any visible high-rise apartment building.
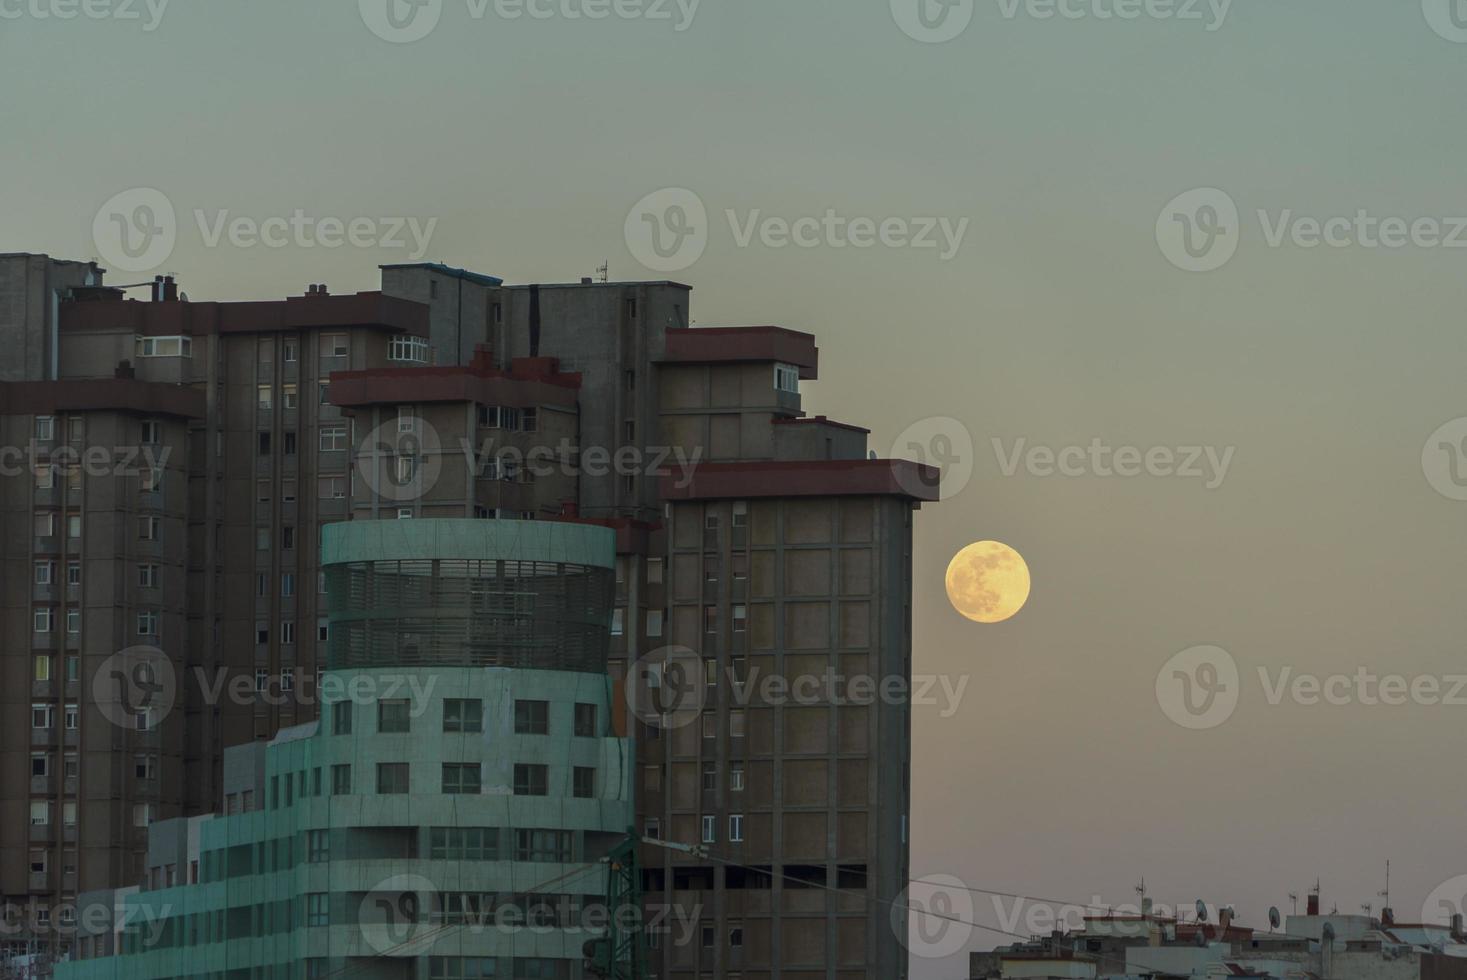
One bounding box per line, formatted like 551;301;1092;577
0;253;937;977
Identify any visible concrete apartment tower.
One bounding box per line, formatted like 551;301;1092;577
0;256;937;978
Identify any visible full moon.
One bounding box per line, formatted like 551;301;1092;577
945;541;1031;623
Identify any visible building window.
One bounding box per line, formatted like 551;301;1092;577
730;709;746;738
34;561;53;585
774;362;800;393
730;764;745;792
135;754;156;779
34;465;53;489
30;802;50;826
67;515;81;538
729;814;744;842
389;335;430;363
136;611;158;636
284;338;298;362
513;764;548;797
138;516;160;541
281;620;295;644
34;608;54;633
513;829;571;862
137;564;157;588
441;763;482;795
132;803;153;828
282;383;298;409
320;334;348;358
281;572;295;597
31;752;49;777
34;512;54;536
65;609;80;634
65;656;79;682
611;608;625;636
573;703;597;737
429;827;498;861
378;699;411;734
443;699;483;733
643;818;661;841
305;893;329;927
64;704;78;730
256;384;272;410
514;700;548;735
331;764;352;795
376;763;410;795
332;701;353;735
647;610;664;637
35;416;54;440
319;425;348;452
573;767;595;799
135;336;192;358
318;476;347;499
307;830;329;863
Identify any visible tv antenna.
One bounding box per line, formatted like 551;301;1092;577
595;260;609;283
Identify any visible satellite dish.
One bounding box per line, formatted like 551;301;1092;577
1322;923;1336;943
1269;907;1282;930
1196;900;1210;922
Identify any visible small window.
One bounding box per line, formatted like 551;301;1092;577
701;815;716;844
66;563;80;586
729;814;744;842
514;699;549;735
444;698;483;733
774;362;800;393
35;416;54;440
573;767;595;799
376;763;409;795
332;701;353;735
513;763;548;797
573;703;597;738
441;763;482;795
378;699;411;734
331;764;352;795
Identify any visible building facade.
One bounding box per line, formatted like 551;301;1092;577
56;518;634;980
0;254;937;978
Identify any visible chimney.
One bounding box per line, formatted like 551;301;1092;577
1452;914;1464;941
151;275;165;303
1307;893;1320;917
163;276;178;302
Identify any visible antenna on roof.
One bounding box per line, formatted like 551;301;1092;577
1135;878;1147;900
596;260;609;283
1380;860;1391;910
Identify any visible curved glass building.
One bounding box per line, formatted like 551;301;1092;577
57;520;635;980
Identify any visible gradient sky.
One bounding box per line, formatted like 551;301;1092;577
7;1;1467;975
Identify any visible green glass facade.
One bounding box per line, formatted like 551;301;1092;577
58;521;633;980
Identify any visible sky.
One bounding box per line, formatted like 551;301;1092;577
7;0;1467;975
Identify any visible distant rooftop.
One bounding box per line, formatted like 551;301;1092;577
380;262;504;288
